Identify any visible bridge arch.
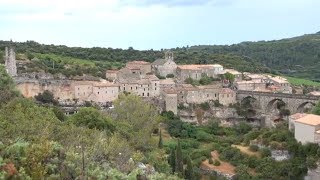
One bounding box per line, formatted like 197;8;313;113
240;96;260;109
297;102;315;113
266;98;287;113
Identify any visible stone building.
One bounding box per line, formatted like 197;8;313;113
126;61;151;76
218;88;237;106
16;79;120;104
176;64;223;82
152;51;177;77
4;46;17;76
159;78;176;90
268;76;292;94
162;89;178;115
234;81;266;91
105;70;118;81
293;114;320;144
116;67;160;98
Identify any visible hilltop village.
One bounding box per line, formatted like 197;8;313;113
11;50;297;115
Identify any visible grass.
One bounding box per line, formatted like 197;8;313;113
231;145;261;157
285;76;320;87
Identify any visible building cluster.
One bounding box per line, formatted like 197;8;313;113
234;73;292;94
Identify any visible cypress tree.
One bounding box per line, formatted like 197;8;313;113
176;139;184;176
158;129;163;149
185;155;194;180
169;147;176;173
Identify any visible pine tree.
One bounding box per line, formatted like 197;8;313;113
168;147;176;174
158;129;163;149
185;156;194;180
175;139;184;176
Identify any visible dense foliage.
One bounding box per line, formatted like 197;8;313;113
0;70;180;179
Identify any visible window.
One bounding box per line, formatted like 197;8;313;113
155;88;157;90
78;88;80;90
144;88;145;91
155;83;157;86
123;87;125;90
215;94;217;97
131;87;132;90
106;91;108;94
207;94;209;97
136;87;138;90
98;92;100;94
147;93;149;97
227;94;229;98
142;93;145;96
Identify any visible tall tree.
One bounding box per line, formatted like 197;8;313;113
175;139;184;176
185;156;194;180
158;129;163;149
168;148;176;174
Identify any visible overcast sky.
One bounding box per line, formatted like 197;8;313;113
0;0;319;50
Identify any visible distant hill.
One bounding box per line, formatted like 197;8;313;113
189;31;320;81
0;31;320;81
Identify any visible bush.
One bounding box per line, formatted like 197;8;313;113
166;74;174;78
249;145;259;152
35;90;58;105
213;160;221;166
200;102;210;111
260;148;271;158
208;158;213;164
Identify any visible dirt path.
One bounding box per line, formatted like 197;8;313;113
201;151;236;175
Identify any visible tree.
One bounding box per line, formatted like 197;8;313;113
113;94;161;149
158;130;163;149
184;156;194;180
175;139;184;176
69;107;115;133
224;72;235;82
0;65;19;106
168;148;176;174
312;102;320;115
34;90;58;105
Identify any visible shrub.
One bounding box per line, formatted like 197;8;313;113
166;74;174;78
213;160;221;166
260;148;271;158
200;102;210;111
249;145;259;152
208;158;213;164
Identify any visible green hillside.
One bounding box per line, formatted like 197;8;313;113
1;31;320;80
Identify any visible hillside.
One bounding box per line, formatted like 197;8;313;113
1;31;320;80
190;31;320;81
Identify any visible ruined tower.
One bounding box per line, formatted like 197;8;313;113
4;46;17;76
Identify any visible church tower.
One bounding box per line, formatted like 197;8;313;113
165;50;174;62
4;46;17;76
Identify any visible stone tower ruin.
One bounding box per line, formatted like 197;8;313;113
4;46;17;76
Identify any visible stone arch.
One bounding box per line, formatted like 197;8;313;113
266;98;286;113
297;102;315;113
241;96;259;108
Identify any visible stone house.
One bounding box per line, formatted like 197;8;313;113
176;64;224;82
152;51;177;77
159;78;176;90
116;67;160;98
161;89;178;115
218;88;236;106
268;76;292;94
234;81;266;91
126;61;151;76
105;70;118;81
293;114;320;144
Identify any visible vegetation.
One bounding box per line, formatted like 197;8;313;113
0;69;180;179
286;76;320;87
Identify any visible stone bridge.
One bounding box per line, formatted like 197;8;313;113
236;90;320;114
